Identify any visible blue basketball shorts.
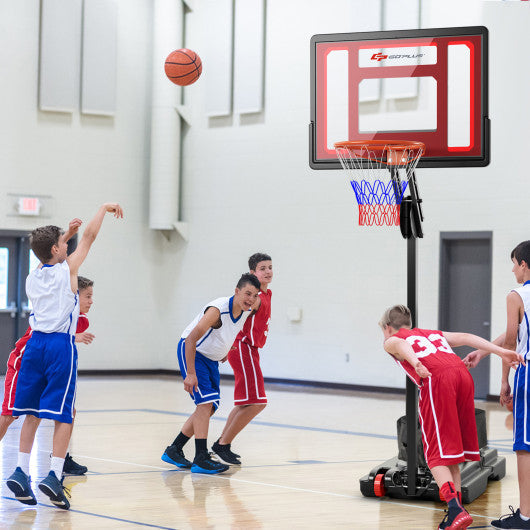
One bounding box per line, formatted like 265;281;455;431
513;363;530;452
177;338;220;411
13;331;78;424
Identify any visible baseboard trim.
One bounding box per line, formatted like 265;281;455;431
77;369;405;395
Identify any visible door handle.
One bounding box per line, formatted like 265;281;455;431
0;301;18;318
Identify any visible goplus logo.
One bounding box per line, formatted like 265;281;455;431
370;52;424;61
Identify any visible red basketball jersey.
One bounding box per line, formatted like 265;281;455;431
236;290;271;349
393;328;464;386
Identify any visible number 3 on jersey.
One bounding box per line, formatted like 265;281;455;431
405;333;454;358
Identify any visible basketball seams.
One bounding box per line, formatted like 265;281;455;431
164;48;202;86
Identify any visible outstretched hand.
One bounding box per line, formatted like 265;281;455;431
68;218;82;233
463;350;483;369
103;203;124;218
501;349;526;369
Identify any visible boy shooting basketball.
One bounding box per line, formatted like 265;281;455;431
0;274;95;477
6;203;123;510
380;305;523;530
213;253;273;465
462;240;530;529
162;273;260;474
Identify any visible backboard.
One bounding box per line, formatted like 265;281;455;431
309;26;489;169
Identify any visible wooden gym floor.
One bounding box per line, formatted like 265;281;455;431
0;376;518;529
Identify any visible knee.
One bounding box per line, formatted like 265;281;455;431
255;404;267;414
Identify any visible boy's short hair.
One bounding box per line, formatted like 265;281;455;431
248;253;272;271
30;225;62;263
78;276;94;291
511;241;530;266
237;273;261;291
379;305;412;330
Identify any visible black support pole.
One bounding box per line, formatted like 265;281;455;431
406;235;419;495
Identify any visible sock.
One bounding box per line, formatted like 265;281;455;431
440;481;458;504
50;456;65;478
17;452;31;475
172;432;190;449
521;513;530;521
195;438;208;456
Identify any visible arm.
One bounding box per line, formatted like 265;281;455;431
384;336;432;378
500;291;523;405
462;332;506;368
443;330;523;368
66;203;123;290
182;307;221;394
60;218;82;244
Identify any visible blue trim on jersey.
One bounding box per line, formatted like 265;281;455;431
525;312;530;358
524;281;530;286
228;296;242;324
197;328;214;348
41;264;53;268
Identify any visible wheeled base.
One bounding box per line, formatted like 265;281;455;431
360;446;505;503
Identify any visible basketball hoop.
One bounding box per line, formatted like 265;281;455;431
334;141;425;227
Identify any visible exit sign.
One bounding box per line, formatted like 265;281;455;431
17;197;41;216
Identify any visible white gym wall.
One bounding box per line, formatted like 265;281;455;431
0;0;528;394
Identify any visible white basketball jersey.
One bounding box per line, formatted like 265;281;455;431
27;261;79;335
181;296;250;361
513;282;530;359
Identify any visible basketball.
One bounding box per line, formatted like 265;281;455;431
164;49;202;86
506;396;514;413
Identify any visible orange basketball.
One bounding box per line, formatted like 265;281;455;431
164;49;202;86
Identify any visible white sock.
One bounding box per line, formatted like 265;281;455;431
17;452;31;475
50;456;65;478
520;512;530;521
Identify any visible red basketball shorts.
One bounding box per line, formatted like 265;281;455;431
228;341;267;406
2;346;24;416
418;366;480;468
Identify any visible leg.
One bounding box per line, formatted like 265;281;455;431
20;414;41;453
192;403;213;440
517;451;530;517
219;404;266;444
52;420;73;459
0;415;16;441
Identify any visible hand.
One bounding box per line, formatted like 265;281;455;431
414;361;432;379
68;218;82;233
501;349;526;369
103;203;124;218
183;373;198;394
500;381;512;407
75;332;95;344
462;350;482;369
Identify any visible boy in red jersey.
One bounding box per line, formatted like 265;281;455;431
0;275;95;475
213;253;272;465
380;305;523;530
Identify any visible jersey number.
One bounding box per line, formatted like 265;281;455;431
405;333;453;358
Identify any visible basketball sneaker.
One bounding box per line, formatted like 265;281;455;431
491;506;530;529
438;499;473;529
62;453;88;476
212;440;241;465
191;452;229;474
6;467;37;505
161;445;192;469
38;471;71;510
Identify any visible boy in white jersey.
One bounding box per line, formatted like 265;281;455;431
463;240;530;529
6;203;123;510
162;273;260;474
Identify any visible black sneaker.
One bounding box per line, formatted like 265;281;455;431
438;500;473;529
63;453;88;476
212;440;241;465
38;471;71;510
492;506;530;529
161;445;192;469
6;467;37;505
191;452;229;474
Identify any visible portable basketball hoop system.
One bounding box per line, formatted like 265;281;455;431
310;26;504;504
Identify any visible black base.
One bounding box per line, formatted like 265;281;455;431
360;446;505;504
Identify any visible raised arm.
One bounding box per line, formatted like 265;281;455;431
60;218;82;245
442;330;523;369
183;307;221;394
384;336;432;379
66;203;123;291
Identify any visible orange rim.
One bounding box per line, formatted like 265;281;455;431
374;473;386;497
334;140;425;151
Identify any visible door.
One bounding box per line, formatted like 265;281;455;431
0;234;34;375
439;232;492;399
